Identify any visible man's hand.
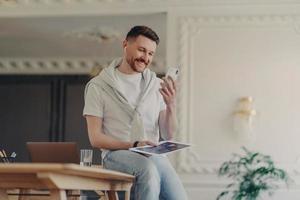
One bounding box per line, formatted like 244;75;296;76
159;77;177;106
158;77;178;140
136;140;158;147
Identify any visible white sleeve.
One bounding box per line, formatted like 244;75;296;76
83;83;104;118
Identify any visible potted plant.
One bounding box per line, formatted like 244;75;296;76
217;147;291;200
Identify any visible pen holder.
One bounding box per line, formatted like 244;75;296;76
1;157;15;163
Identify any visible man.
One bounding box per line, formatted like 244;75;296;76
83;26;187;200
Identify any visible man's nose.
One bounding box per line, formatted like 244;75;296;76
142;53;149;62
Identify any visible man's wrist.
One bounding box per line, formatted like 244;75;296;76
133;141;139;148
166;103;176;111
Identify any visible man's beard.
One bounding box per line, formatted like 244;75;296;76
126;57;149;73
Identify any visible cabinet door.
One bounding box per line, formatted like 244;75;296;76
0;83;51;162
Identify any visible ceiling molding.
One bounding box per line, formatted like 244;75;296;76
1;1;300;18
63;26;122;44
1;0;300;6
0;57;166;75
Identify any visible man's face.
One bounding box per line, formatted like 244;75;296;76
123;35;157;73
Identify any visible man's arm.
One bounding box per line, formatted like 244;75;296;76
159;105;177;140
85;115;156;149
159;77;177;140
86;115;133;150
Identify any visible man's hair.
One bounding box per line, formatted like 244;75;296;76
126;25;160;45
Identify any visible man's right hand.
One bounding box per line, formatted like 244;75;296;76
136;140;158;147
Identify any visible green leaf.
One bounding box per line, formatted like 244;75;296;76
216;191;229;200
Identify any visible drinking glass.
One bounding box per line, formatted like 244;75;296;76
80;149;93;167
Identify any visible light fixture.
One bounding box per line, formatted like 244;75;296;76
233;96;257;140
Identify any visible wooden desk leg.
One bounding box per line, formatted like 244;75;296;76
0;189;9;200
124;190;131;200
49;189;67;200
107;191;119;200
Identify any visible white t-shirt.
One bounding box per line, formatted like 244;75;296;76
115;69;143;108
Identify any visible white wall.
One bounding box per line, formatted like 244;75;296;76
167;5;300;200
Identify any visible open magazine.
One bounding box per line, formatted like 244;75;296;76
129;141;190;155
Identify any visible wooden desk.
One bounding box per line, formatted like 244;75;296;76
0;163;134;200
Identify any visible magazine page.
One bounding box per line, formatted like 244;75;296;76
129;141;190;155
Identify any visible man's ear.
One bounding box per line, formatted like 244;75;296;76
123;40;128;50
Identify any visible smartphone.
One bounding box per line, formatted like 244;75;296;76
166;67;179;81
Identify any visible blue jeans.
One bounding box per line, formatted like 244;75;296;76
103;150;188;200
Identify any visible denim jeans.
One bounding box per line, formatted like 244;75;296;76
103;150;188;200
